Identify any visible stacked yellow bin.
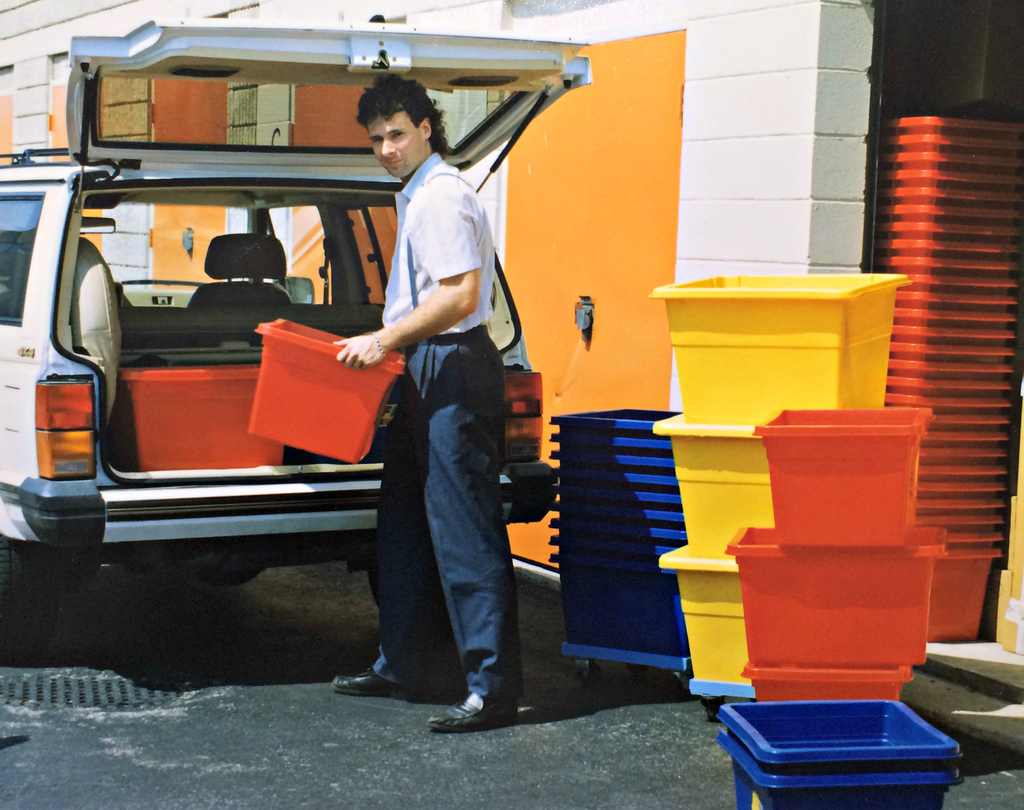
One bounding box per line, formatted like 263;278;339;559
651;275;910;716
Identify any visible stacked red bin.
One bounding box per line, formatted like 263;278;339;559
873;116;1024;641
728;409;942;701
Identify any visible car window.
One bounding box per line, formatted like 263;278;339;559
80;189;398;366
96;75;508;152
0;195;44;325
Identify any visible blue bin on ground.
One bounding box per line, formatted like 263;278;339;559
717;701;961;810
551;551;690;670
549;410;690;677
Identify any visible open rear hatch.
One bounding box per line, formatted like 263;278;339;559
67;18;591;176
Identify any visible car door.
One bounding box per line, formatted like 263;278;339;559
0;180;61;519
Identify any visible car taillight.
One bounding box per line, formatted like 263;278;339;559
36;380;96;479
505;371;542;462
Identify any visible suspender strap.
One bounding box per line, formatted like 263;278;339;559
407;238;418;309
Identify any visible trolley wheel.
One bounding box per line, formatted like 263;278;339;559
701;696;725;722
574;657;601;683
672;670;691;698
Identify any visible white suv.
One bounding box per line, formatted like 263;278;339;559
0;19;589;658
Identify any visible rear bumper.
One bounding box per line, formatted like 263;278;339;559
505;461;556;524
0;478;106;546
0;461;553;546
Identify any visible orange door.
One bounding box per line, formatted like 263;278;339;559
50;86;68;150
0;95;12;161
504;31;686;565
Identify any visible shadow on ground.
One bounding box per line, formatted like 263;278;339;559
21;563;691;727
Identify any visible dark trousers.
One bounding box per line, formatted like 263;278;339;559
372;326;523;701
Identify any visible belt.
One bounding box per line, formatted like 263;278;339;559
418;323;490;346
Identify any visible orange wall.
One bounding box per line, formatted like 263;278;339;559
504;31;686;565
293;86;371;148
51;86;68;150
151;205;228;284
0;95;12;161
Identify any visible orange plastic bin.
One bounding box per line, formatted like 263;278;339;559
753;408;933;546
727;527;944;669
249;320;405;463
742;664;912;702
927;546;1002;642
111;365;284;471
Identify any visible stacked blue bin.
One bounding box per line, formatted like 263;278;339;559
717;701;962;809
549;409;690;676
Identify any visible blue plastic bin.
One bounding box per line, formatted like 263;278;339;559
557;482;684;509
551;408;681;433
551;551;690;662
718;730;959;810
718;701;960;770
551;410;680;478
553;516;687;545
549;536;677;559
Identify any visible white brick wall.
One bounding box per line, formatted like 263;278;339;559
680;137;815;201
409;1;511;29
15;86;48;118
676;0;874;287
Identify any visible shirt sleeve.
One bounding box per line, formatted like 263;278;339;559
409;176;483;283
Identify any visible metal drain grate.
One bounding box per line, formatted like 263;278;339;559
0;674;180;710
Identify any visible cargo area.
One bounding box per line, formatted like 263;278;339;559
60;185;422;475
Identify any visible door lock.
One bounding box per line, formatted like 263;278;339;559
575;295;594;342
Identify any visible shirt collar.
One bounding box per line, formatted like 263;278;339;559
399;152;446;202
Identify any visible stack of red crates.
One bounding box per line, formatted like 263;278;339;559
874;116;1024;641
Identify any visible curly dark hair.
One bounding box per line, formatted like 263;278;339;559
357;75;451;157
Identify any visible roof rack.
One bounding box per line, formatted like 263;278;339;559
0;148;73;166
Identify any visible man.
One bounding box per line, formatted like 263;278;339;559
332;75;523;733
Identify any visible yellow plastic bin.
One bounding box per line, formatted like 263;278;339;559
652;416;774;559
650;274;909;425
659;546;753;702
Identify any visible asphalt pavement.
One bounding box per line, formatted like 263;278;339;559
0;562;1022;809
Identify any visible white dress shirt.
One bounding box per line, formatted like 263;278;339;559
382;152;496;333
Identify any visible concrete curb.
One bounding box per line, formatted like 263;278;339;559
902;672;1024;758
513;559;560;591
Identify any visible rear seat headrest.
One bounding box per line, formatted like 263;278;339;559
205;233;287;281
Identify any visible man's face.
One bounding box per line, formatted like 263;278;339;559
366;111;433;179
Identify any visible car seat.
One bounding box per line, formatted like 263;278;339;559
187;233;292;308
71;239;121;416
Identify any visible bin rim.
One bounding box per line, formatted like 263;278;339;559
551;408;680;428
650;273;909;300
939;546;1003;560
726;526;946;557
659;545;740;573
118;364;262;382
652;414;758;438
256;319;406;376
716;731;961;790
718;700;961;764
753;408;933;438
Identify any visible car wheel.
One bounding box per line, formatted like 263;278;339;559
0;535;62;664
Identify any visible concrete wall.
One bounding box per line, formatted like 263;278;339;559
675;0;874;282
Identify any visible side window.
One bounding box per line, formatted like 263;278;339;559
351;207;396;305
0;196;44;324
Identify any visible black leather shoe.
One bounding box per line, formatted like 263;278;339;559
331;669;397;698
428;695;518;733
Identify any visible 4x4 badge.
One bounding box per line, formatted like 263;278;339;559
17;347;36;358
378;403;397;427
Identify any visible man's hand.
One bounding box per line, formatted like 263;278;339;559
335;333;387;369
